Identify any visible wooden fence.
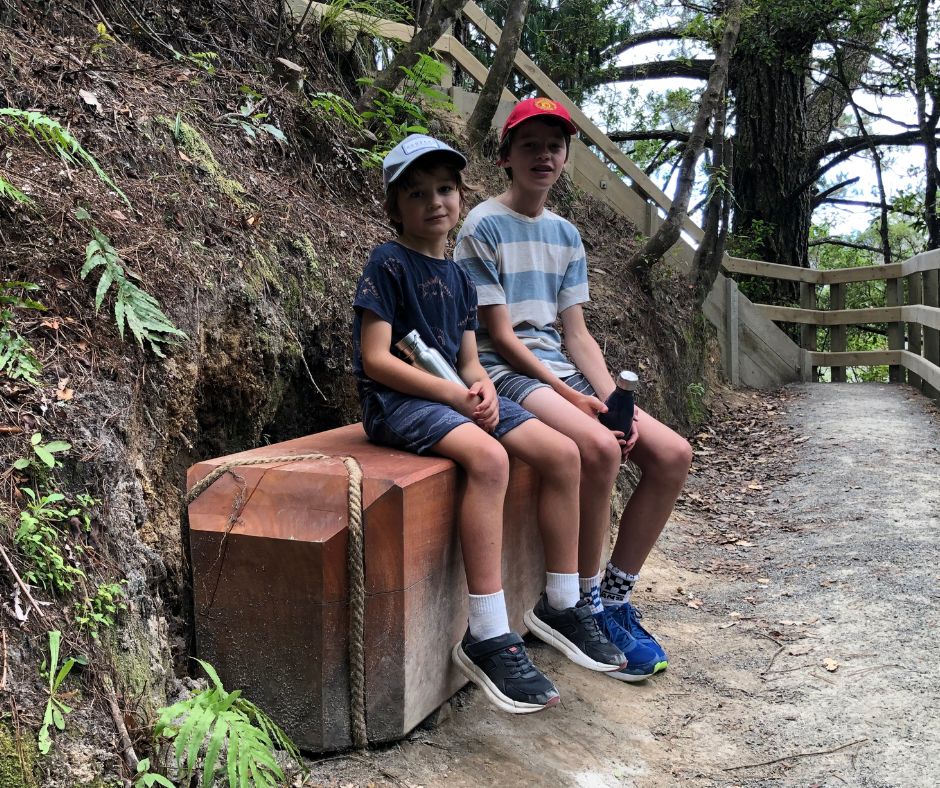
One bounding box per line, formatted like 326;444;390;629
723;251;940;394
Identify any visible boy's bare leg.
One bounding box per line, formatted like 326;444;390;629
610;407;692;574
518;388;621;576
432;423;510;595
498;419;581;573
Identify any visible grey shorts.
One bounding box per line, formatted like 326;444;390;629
361;389;536;455
494;370;595;404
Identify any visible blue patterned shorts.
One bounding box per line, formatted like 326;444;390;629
361;389;536;454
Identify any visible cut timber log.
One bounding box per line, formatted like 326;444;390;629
187;423;545;751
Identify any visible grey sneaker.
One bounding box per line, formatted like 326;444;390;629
524;594;627;672
452;629;560;714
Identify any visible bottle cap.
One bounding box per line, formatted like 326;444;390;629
615;370;639;391
395;329;422;358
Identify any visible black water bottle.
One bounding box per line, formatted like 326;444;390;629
598;370;638;434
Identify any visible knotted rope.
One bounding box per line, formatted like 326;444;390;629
184;452;368;749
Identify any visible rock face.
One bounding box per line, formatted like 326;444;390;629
0;5;712;783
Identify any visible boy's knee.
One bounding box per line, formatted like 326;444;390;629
649;436;693;483
581;430;622;475
466;440;510;485
538;435;581;483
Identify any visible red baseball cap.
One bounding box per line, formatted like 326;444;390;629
500;97;578;143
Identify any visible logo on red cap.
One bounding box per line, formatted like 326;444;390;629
533;98;558;111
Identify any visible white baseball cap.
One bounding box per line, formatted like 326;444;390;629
382;134;467;191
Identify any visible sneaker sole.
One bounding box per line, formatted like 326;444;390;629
607;659;668;683
451;643;560;714
523;609;626;672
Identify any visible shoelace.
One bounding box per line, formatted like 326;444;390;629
496;645;538;678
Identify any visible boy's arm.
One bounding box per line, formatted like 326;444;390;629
456;330;499;432
360;310;480;420
559;304;616;401
480;304;606;417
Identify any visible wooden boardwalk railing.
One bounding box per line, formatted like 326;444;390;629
723;250;940;395
288;1;937;397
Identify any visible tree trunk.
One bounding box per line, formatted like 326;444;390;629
693;88;731;305
628;0;742;274
466;0;530;148
730;46;814;272
355;0;465;114
914;0;940;249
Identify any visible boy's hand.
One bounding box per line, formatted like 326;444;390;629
568;390;607;419
469;379;499;432
611;412;640;460
449;385;493;431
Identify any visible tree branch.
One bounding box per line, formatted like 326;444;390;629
592;58;713;86
599;27;696;63
811;177;859;207
608;129;695;144
808;238;884;254
628;0;742;273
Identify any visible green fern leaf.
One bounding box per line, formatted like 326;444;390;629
94;266;116;311
114;297;127;340
0;175;33;204
174;690;216;768
186;704;218;775
226;729;239;788
201;717;228;788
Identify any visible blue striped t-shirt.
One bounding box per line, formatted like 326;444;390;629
454;198;589;381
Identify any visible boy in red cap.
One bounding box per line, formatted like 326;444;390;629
455;98;693;682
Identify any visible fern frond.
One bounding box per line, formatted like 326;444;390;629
0;327;42;384
79;226;187;355
0;174;33;205
154;659;297;788
0;108;130;206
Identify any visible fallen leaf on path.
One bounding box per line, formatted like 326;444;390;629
823;658;840;672
79;89;100;109
687;598;703;609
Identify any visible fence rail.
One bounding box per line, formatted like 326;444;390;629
724;250;940;393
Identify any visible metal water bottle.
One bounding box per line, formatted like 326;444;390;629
598;370;638;433
395;329;467;387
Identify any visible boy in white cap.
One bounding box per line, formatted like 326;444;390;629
455;99;693;682
352;134;626;714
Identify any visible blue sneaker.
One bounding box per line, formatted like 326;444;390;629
596;604;668;682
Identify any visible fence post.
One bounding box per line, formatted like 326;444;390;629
886;276;903;383
800;281;817;382
830;283;846;382
924;268;940;399
907;272;923;391
724;276;740;386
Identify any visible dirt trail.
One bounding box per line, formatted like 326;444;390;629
307;383;940;787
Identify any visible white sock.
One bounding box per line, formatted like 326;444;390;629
545;571;580;610
579;572;603;615
468;590;509;641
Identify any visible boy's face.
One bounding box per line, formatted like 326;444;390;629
390;164;461;244
499;119;568;191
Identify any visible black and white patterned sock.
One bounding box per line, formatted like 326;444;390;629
600;561;640;608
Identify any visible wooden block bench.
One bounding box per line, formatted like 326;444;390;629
186;423;545;752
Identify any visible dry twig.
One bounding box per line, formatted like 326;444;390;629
0;542;45;619
723;738;868;771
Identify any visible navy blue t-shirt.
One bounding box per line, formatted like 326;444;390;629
353;241;478;397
